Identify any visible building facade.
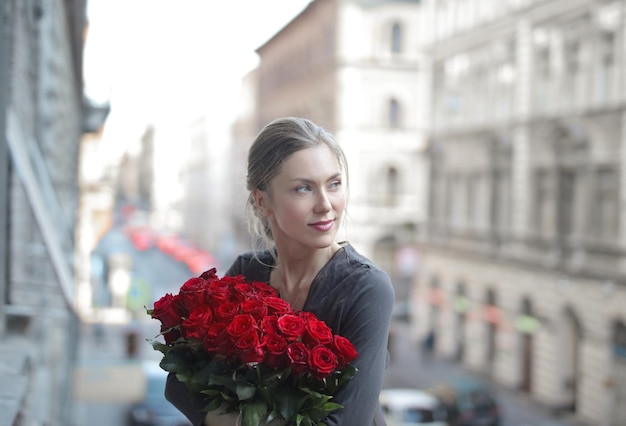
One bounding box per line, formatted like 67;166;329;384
412;1;626;425
0;0;91;424
236;0;427;299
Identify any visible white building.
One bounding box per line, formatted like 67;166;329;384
233;0;428;300
413;1;626;425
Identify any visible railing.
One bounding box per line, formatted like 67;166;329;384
6;107;75;311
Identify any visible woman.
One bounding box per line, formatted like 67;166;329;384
165;117;395;425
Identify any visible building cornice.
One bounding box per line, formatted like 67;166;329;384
425;0;598;60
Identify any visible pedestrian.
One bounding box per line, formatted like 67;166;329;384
164;117;395;426
92;321;105;346
421;330;436;363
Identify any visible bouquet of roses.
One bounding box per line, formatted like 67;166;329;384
148;268;358;426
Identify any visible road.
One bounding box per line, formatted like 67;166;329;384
384;321;587;426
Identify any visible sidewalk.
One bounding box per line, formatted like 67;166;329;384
73;321;146;425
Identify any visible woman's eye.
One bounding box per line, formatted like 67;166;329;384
295;185;311;193
329;180;342;190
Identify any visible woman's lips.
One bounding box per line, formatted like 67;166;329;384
309;220;334;232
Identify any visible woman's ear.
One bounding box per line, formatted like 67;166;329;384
252;189;269;216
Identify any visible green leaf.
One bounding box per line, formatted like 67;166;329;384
295;414;308;426
160;351;187;373
150;340;170;354
262;366;292;385
274;386;306;420
265;410;280;424
203;397;224;412
240;400;267;426
322;402;343;411
236;383;257;401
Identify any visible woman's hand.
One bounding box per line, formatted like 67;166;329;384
203;409;239;426
203;410;285;426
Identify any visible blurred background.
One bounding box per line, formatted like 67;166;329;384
1;0;625;425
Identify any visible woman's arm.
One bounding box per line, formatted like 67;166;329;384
164;373;210;426
322;269;395;426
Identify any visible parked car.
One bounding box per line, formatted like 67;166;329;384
380;388;449;425
425;378;501;426
127;363;192;426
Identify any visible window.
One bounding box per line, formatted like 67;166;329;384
597;30;615;102
389;98;400;128
449;175;466;229
491;169;510;236
391;22;402;53
593;167;618;240
533;28;551;78
557;169;576;237
538;46;550;78
385;166;399;206
600;31;615;68
535;169;553;235
566;40;581;74
467;175;481;229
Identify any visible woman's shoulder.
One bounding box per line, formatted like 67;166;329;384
339;243;388;275
227;250;274;282
330;243;393;289
317;243;395;312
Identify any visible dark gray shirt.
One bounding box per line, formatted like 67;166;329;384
165;243;394;425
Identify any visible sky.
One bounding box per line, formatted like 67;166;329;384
83;0;311;160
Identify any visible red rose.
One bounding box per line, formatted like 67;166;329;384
287;342;310;375
240;299;269;321
206;280;231;307
219;274;247;286
203;322;230;354
151;293;182;332
298;311;316;321
304;318;333;345
181;306;212;341
251;281;278;298
277;314;306;341
234;283;257;300
178;277;208;313
215;301;240;321
309;345;338;379
332;335;358;367
235;330;265;363
263;297;292;315
263;332;288;369
261;315;280;334
227;314;257;339
199;267;218;281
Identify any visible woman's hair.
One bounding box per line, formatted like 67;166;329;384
245;117;349;252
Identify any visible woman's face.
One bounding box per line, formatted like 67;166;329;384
255;144;346;251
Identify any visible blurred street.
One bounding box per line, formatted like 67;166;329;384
384;321;589;426
73;219;193;425
71;222;588;426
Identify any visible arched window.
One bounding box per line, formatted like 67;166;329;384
385;166;399;206
389;98;400;128
391;22;402;53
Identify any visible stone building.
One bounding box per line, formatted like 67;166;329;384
232;0;427;298
0;0;94;424
412;1;626;425
230;69;260;256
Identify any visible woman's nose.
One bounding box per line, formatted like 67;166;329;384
315;190;332;212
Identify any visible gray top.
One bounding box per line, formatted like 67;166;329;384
165;243;394;426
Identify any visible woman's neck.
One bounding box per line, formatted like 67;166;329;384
271;242;341;310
